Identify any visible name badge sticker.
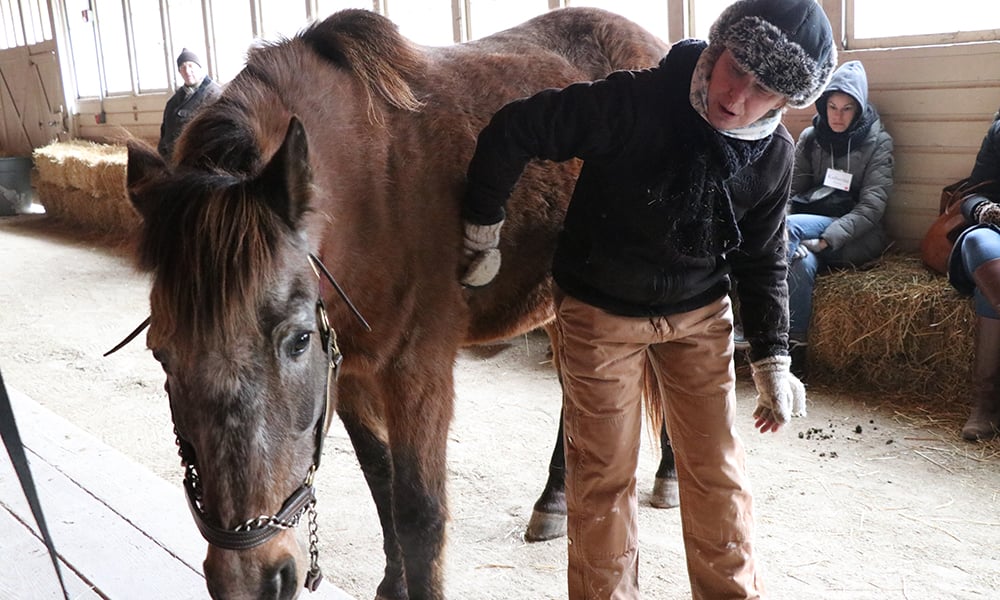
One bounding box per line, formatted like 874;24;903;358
824;168;853;192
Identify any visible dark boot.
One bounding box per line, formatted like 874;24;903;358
961;315;1000;442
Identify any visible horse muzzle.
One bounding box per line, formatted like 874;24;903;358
204;530;308;600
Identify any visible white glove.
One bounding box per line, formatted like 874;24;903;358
750;355;807;429
800;238;827;253
460;220;503;287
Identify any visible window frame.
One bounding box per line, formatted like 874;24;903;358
844;0;1000;50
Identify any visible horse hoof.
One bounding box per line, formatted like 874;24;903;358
525;510;567;542
650;477;679;509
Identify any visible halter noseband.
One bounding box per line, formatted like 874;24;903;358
105;253;366;592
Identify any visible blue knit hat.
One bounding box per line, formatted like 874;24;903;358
709;0;837;108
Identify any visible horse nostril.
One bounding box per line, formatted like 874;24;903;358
263;556;299;600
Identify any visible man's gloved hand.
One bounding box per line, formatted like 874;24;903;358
750;355;807;433
973;200;1000;227
460;220;504;287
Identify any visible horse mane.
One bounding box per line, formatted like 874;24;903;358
138;170;291;352
174;9;425;175
144;9;428;349
299;9;425;120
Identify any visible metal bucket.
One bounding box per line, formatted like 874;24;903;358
0;156;34;216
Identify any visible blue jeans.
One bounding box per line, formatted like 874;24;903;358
786;214;836;338
959;227;1000;318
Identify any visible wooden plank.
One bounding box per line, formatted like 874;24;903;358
7;386;207;572
893;151;977;184
884;120;987;151
0;508;104;599
874;87;1000;119
0;425;208;597
3;387;356;600
843;42;1000;87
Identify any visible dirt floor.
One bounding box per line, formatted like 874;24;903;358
2;214;999;600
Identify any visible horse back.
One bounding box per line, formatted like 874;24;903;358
177;8;667;358
414;8;669;344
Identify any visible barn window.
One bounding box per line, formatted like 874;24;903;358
568;0;670;43
467;0;549;39
847;0;1000;49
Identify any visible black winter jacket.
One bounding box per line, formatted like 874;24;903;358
158;76;223;160
462;41;795;359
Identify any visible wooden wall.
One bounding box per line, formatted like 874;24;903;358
73;40;1000;254
782;41;1000;253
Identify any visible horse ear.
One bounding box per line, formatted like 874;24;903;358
260;116;313;229
126;141;168;221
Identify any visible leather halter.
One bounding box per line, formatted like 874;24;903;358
176;295;341;589
105;253;367;592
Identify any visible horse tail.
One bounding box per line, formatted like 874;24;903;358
545;321;665;453
642;353;665;453
302;9;425;122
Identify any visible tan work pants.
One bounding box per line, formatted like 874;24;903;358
554;292;762;600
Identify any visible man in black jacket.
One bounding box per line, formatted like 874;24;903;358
459;0;835;597
157;48;222;161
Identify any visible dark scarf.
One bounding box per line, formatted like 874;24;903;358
655;40;772;258
813;100;878;156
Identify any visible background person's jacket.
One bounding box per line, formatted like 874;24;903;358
157;76;223;161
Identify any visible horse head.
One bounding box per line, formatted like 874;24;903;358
127;118;337;599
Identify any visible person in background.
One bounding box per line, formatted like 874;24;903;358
947;113;1000;441
458;0;834;597
780;60;894;369
157;48;222;161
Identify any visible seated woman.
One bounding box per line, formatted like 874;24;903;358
947;115;1000;442
784;60;894;355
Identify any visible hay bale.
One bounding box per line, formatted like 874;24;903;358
31;140;136;237
34;180;139;237
809;254;975;399
33;140;127;198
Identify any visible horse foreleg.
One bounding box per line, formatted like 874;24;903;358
337;409;408;600
650;425;680;509
384;374;451;600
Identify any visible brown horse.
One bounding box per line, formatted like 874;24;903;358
124;8;666;599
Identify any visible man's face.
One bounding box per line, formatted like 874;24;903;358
705;49;787;130
178;61;202;86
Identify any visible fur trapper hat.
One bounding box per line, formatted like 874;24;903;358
710;0;837;108
176;48;201;68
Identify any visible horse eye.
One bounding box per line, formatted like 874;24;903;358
289;332;311;358
152;348;172;375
